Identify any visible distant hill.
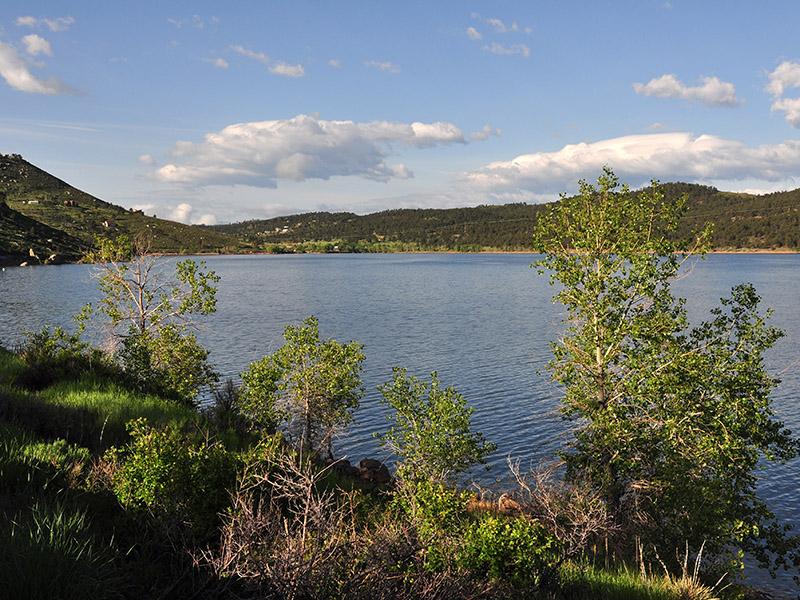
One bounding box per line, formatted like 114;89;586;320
208;183;800;252
0;154;244;265
3;153;798;262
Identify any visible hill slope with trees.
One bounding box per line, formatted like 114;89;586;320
0;154;244;263
209;183;800;252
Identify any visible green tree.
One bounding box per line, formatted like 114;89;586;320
83;235;219;404
377;367;496;484
532;168;799;573
239;316;364;458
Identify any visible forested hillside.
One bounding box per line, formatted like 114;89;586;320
209;183;800;252
0;154;244;260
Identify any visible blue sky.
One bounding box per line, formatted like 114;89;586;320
2;1;800;225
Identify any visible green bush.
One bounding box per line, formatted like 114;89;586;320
16;326;112;390
459;514;561;590
392;479;471;572
107;418;239;539
118;326;218;406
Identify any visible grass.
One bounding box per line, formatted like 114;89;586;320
0;499;122;600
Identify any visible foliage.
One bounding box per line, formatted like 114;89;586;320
239;315;364;458
391;479;472;572
1;153;243;255
83;235;220;405
377;367;496;484
17;325;110;390
532;167;799;574
117;324;217;403
107;417;239;538
459;514;560;590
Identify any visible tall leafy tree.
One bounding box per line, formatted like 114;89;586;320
239;316;364;459
82;235;219;404
532;168;798;573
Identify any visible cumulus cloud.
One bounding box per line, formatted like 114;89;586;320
204;57;228;69
22;34;51;56
765;61;800;127
168;203;217;225
328;59;341;68
229;44;270;64
771;97;800;128
765;60;800;97
152;114;467;187
16;16;74;32
484;42;530;58
138;154;156;166
462;132;800;194
633;74;740;106
365;60;401;73
469;125;501;141
269;61;304;78
0;39;81;95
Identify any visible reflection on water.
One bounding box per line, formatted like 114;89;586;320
1;252;798;593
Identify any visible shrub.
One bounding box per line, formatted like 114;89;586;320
459;514;561;590
16;326;111;390
107;418;238;540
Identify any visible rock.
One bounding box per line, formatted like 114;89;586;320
498;493;523;516
330;458;360;479
359;458;391;484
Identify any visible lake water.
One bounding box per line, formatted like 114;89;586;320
1;253;798;593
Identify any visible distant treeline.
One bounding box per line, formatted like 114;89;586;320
208;183;800;252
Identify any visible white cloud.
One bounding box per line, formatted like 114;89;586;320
633;74;740;107
469;125;501;141
765;60;800;97
17;16;74;32
486;18;531;34
138;154;156;166
771;97;800;128
0;40;81;95
765;61;800;128
461;132;800;194
131;203;156;215
645;122;668;131
229;44;270;64
484;42;530;58
269;61;304;78
471;14;532;34
204;57;229;69
168;15;204;29
152;114;467;187
466;27;482;41
365;60;401;73
194;213;218;225
22;34;51;56
168;202;219;225
328;58;341;68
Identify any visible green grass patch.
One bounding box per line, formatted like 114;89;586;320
39;375;198;450
0;346;26;386
0;499;122;600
